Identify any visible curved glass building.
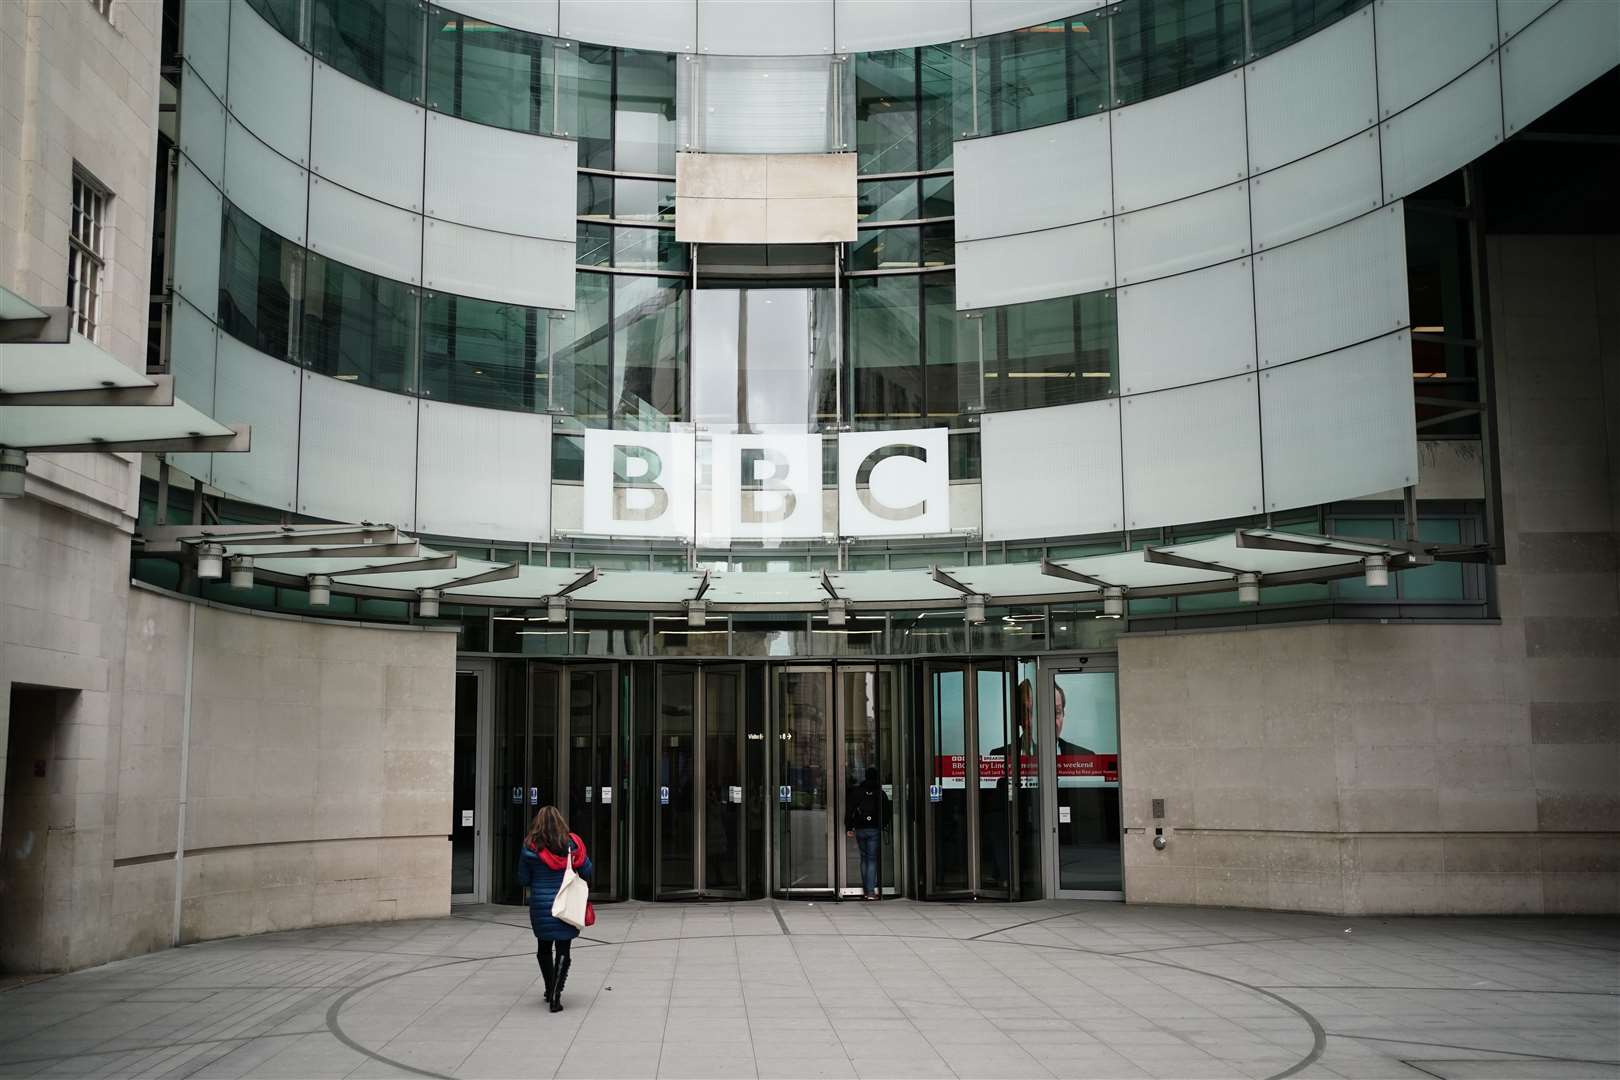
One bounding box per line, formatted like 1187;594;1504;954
2;0;1617;968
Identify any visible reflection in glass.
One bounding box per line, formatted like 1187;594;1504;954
850;226;921;271
984;290;1117;412
613;179;677;223
614;50;678;175
855;51;918;174
613;276;685;428
658;667;696;892
1052;670;1121;891
312;0;424;102
704;670;743;892
778;670;831;893
976;667;1010;893
427;11;549;132
841;669;895;896
613;226;687;271
553;272;611;425
850;276;922;420
218;203;300;361
246;0;302;42
1249;0;1368;57
566;44;614;170
928;666;968;893
918;45;958;171
419;291;541;412
1112;0;1244;106
858;179;919;223
300;251;415;392
923;277;972;419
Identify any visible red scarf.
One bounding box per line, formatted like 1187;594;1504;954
526;832;587;871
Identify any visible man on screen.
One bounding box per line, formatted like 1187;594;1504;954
995;679;1095;759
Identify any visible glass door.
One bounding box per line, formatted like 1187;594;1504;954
491;662;562;905
924;663;970;896
775;667;833;897
836;667;898;898
923;661;1017;899
655;664;747;898
451;669;481;900
1045;665;1123;897
566;666;618;899
975;665;1013;899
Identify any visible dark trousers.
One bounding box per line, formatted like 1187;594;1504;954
854;828;881;895
536;938;571;986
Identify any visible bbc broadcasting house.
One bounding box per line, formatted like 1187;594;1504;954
1;0;1617;973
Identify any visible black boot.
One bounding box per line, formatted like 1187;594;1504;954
550;951;570;1013
536;942;556;1005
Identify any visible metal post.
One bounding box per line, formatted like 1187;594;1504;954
1404;484;1419;544
156;456;171;525
834;243;844;428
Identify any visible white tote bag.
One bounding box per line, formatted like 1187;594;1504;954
551;853;589;930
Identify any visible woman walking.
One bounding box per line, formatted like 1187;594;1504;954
518;805;591;1013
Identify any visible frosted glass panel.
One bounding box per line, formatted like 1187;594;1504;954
172;158;222;322
970;0;1106;35
183;0;230;96
425;114;575;240
1121;375;1262;530
1114;181;1248;284
449;0;558;34
1375;0;1499;116
297;372;418;527
1110;71;1246;212
310;63;425;212
1501;0;1620;134
560;0;696;53
211;334;300;511
981;399;1122;540
955;114;1111;241
1245;8;1377;173
1381;58;1503;203
954;219;1113;309
1250;129;1381;252
697;56;836;154
180;72;226;183
835;0;971;50
1498;0;1558;41
1260;332;1418;511
417;401;552;540
698;0;833;55
167;296;218;415
307;177;423;284
1117;258;1255;395
227;0;312;165
692;289;816;428
422;220;573;310
1254;204;1409;368
225;117;309;245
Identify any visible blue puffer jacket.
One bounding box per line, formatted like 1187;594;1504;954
518;832;592;941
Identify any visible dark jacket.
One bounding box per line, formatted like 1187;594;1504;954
518;832;592;941
844;781;891;831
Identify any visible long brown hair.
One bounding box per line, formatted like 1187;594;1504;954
526;805;570;855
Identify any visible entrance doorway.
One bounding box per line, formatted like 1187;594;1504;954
491;664;620;904
772;665;901;898
921;660;1043;899
654;664;747;898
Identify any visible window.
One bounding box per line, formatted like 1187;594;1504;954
68;169;110;340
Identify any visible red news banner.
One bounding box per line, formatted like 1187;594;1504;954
935;754;1120;783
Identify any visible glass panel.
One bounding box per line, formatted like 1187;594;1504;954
981;22;1072;134
427;11;550;134
1014;661;1042;898
578;173;613;217
614;179;677;223
613;226;687;271
918;44;957;170
615;49;678;175
530;666;560;810
975;607;1048;652
730;615;808;657
568;668;613;896
921;221;954;268
312;0;424;102
246;0;302;43
923;277;971;419
985;290;1117;412
928;666;969;893
976;666;1011;894
810;613;886;656
420;292;542;412
492;662;526;904
576;221;612;267
855;50;918;174
218;203;300;361
841;669;895;897
555;272;612;425
1112;0;1245;107
570;612;647;655
299;251;416;393
658;667;697;893
451;671;477;894
699;55;838;155
895;610;969;653
1049;605;1124;650
858;179;920;224
1249;0;1368;58
777;670;831;894
704;670;743;892
850;225;920;272
652;616;730;656
566;44;615;170
1402;518;1466;600
613;275;686;428
850;275;922;422
920;176;953;219
744;669;768;897
492;612;569;654
1053;670;1121;891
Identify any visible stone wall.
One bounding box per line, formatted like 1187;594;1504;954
1118;233;1620;916
111;588;457;958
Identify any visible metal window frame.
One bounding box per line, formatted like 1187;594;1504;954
69;168;110;341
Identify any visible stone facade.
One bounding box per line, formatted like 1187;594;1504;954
1119;235;1620;915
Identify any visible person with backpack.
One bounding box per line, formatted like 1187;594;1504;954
843;767;891;900
518;805;592;1013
